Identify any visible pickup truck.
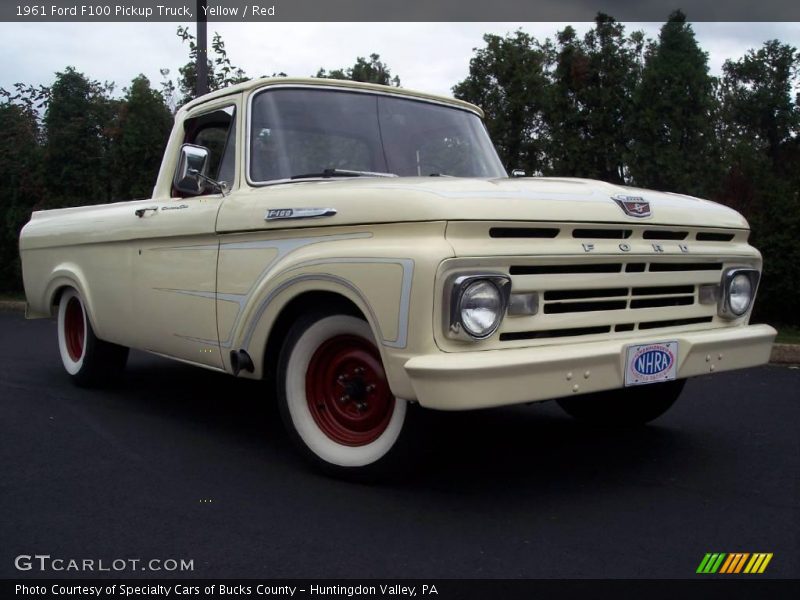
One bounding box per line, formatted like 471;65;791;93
20;77;776;476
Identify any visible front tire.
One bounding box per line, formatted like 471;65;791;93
557;379;686;426
57;288;128;387
277;313;409;478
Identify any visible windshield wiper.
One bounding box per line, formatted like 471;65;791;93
290;168;397;180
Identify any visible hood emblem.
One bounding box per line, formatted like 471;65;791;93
612;195;651;218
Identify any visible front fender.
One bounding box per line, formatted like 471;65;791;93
214;223;452;399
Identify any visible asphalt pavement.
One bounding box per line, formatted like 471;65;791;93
1;310;797;579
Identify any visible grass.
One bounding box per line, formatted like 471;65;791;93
0;292;24;302
775;326;800;345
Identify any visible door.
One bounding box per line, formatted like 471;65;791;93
131;103;239;369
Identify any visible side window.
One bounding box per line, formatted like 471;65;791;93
174;105;236;196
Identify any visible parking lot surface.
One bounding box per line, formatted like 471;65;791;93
1;311;797;578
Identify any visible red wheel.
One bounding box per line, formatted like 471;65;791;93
57;288;129;386
278;313;409;475
63;296;85;362
305;335;395;446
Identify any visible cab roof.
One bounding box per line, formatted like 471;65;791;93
179;76;484;118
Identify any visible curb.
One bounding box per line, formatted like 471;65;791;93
0;300;26;312
769;344;800;365
1;298;797;364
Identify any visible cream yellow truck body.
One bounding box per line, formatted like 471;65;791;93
19;78;776;474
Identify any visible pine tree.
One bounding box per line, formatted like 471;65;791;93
43;67;116;207
718;41;800;324
544;15;644;182
0;97;45;291
109;75;174;200
628;11;720;196
453;31;549;174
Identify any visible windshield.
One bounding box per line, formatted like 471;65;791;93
248;88;506;183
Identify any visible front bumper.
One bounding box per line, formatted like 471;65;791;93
404;324;776;410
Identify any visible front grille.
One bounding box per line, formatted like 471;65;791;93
638;316;713;330
490;227;559;239
649;262;722;272
573;228;632;239
643;230;689;240
544;300;627;314
500;325;612;341
630;296;694;309
500;258;726;342
696;232;735;242
510;263;623;275
540;284;697;314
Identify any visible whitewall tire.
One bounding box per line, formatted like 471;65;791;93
57;288;88;376
56;288;129;386
277;313;410;477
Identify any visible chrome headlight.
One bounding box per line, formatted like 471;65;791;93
719;268;759;318
447;274;511;340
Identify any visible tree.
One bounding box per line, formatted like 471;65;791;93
453;31;549;174
0;95;45;291
628;11;720;197
169;26;250;107
717;41;800;324
43;67;117;208
720;40;799;171
109;75;174;200
315;53;401;86
543;15;644;182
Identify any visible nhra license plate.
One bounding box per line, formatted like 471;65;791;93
624;341;678;386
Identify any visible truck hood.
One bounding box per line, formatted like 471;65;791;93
236;176;749;230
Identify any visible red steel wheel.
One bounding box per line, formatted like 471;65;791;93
64;296;86;362
57;287;129;385
305;334;395;446
278;314;408;473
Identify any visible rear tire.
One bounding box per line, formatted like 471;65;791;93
557;379;686;426
277;312;411;479
57;288;128;387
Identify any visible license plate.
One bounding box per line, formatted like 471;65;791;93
624;341;678;386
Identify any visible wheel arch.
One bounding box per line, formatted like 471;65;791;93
259;289;367;389
42;267;98;329
238;273;383;379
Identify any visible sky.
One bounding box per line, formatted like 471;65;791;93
1;21;798;98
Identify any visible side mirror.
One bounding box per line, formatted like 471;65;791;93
174;144;210;196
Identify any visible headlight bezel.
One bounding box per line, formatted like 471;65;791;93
446;274;511;341
718;267;760;319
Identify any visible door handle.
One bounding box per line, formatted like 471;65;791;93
135;206;158;218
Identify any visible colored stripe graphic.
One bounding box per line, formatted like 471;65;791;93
719;553;750;573
733;553;750;573
696;553;713;573
698;552;773;574
718;554;734;573
697;553;726;573
744;553;773;574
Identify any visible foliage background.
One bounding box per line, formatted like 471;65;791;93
1;14;798;326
